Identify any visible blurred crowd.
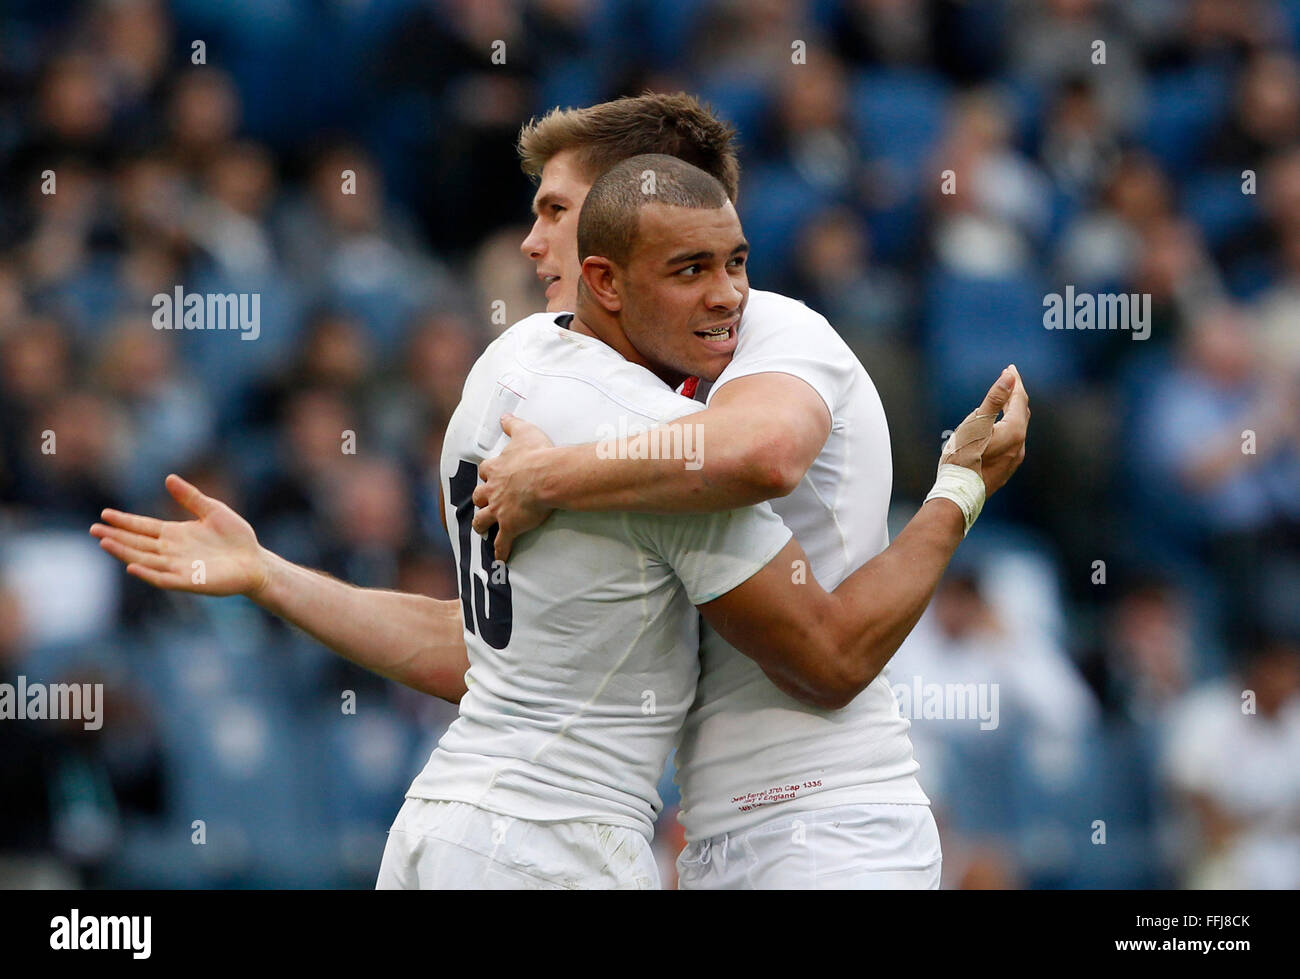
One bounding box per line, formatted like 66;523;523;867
0;0;1297;889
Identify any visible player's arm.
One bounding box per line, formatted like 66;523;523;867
699;502;963;709
251;552;469;701
471;372;829;559
91;474;470;703
534;372;831;507
699;368;1028;710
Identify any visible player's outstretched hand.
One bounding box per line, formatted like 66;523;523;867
90;474;270;597
941;365;1029;498
471;413;556;562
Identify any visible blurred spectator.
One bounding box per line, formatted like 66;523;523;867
789;207;909;340
1161;638;1300;888
1038;76;1121;200
691;0;814;80
1252;169;1300;373
373;309;481;456
246;386;358;567
893;570;1099;753
276;143;455;358
1086;577;1195;722
890;565;1100;885
188;140;278;280
471;224;545;334
165;67;241;177
1130;305;1300;573
1009;0;1146;134
929;89;1053;277
9;389;122;521
324;455;416;588
373;0;542;252
1055;150;1174;291
829;0;934;70
94;314;213;504
765;48;867;204
1211;49;1300;168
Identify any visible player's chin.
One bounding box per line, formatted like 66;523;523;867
690;327;738;367
695;360;728;383
675;351;727;385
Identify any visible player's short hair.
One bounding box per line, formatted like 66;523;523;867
577;154;730;267
518;92;741;202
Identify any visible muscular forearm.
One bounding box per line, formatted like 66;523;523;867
748;499;966;709
825;499;965;696
250;550;469;702
535;391;814;514
709;498;968;711
534;428;771;514
474;376;829;559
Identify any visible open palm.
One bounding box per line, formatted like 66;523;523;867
90;474;269;597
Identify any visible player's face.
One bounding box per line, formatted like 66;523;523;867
617;202;749;384
521;149;588;312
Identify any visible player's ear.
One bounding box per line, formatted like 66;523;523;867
579;256;622;313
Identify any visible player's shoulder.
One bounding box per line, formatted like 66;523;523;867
720;289;873;412
738;289;855;359
476;312;555;360
744;289;837;333
462;312;546;377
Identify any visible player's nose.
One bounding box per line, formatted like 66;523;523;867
705;267;744;310
520;221;545;259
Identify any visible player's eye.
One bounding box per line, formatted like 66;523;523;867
728;255;747;268
550;204;566;217
678;264;702;276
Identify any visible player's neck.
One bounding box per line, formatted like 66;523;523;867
569;313;687;390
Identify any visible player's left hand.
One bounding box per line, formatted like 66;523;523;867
471;414;556;561
976;364;1029;497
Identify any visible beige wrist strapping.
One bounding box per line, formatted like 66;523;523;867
925;464;986;537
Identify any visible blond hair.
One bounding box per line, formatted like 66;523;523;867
518;92;740;201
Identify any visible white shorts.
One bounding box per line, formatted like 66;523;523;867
375;798;660;890
676;803;942;890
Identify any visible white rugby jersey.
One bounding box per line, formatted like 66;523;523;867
406;313;793;840
675;289;930;841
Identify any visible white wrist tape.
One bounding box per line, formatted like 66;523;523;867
925;464;986;537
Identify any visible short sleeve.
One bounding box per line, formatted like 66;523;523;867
708;293;855;419
632;504;793;606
